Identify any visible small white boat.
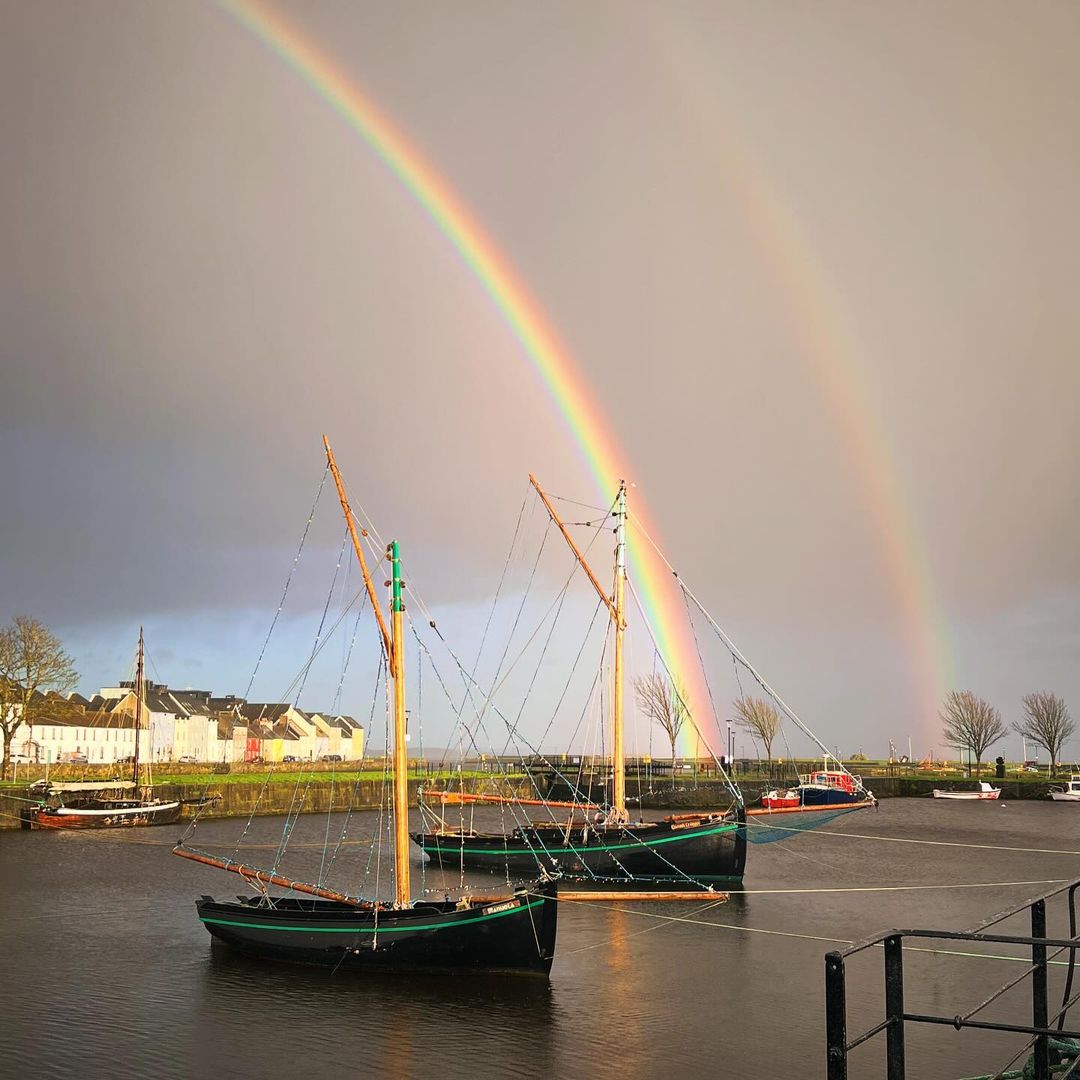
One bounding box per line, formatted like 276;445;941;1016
1049;776;1080;802
933;782;1001;801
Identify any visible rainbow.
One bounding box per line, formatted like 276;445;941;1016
652;13;954;741
217;0;948;754
217;0;714;751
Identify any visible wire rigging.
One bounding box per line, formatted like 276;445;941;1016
244;465;329;700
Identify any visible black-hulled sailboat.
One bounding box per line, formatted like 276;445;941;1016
174;438;558;976
414;475;746;888
21;630;182;830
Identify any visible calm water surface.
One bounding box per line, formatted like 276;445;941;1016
3;799;1080;1078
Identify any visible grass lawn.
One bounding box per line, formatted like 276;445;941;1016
0;768;520;788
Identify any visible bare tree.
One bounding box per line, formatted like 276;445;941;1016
0;616;78;779
634;672;689;786
0;630;18;781
733;696;781;771
1014;692;1074;779
940;690;1007;778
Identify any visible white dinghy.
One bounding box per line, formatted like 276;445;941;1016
932;782;1002;801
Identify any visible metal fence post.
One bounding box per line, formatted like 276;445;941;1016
884;934;906;1080
1032;898;1049;1079
825;951;848;1080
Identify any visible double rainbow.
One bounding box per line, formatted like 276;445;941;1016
218;0;948;753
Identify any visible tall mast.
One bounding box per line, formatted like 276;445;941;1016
324;437;393;654
133;627;144;789
528;474;627;821
323;437;410;909
389;540;410;908
612;481;627;820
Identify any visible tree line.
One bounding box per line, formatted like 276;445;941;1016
632;669;1075;783
941;689;1074;777
633;671;784;781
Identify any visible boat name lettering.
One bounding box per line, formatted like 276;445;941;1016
484;900;520;914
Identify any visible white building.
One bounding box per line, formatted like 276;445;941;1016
11;705;137;765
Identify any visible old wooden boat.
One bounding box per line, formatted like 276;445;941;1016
414;475;746;888
174;438;559;976
20;630;182;830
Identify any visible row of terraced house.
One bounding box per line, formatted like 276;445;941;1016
8;681;365;765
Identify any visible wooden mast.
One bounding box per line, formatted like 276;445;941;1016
528;474;627;821
323;437;411;909
388;539;410;909
133;627;144;790
612;480;627;820
324;436;393;657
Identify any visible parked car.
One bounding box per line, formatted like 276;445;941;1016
58;752;88;764
177;755;197;764
117;755;135;764
282;755;299;763
320;754;343;762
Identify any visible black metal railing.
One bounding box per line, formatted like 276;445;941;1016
825;879;1080;1079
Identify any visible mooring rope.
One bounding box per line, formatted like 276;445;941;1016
539;891;1080;968
747;817;1080;856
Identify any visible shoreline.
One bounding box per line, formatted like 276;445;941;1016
0;774;1062;830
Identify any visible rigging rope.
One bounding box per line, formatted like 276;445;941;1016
292;527;350;708
244;465;329;700
631;510;857;781
625;576;741;803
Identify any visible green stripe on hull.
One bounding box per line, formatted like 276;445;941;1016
200;898;545;934
422;821;739;857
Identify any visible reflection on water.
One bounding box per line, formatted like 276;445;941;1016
1;800;1073;1078
194;945;557;1080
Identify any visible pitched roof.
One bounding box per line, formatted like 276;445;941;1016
207;695;246;714
34;709;135;730
168;690;213;716
326;714;363;733
144;689;180;714
240;703;292;724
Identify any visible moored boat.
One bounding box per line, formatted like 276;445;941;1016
932;782;1001;800
176;438;559;977
759;769;874;812
20;630;182;830
21;780;181;829
413;475;746;888
416;807;746;885
192;880;558;975
1049;776;1080;802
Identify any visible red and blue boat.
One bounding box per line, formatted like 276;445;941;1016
759;769;875;812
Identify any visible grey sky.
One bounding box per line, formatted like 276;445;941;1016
1;1;1078;758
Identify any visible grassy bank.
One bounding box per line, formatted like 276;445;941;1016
0;761;522;788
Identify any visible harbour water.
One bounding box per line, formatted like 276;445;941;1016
3;799;1078;1078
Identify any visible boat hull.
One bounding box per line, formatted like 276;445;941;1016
1050;792;1080;802
414;809;746;885
20;799;182;829
932;789;1001;800
195;880;558;976
760;789;869;810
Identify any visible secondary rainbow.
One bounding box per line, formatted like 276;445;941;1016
656;15;954;742
218;0;715;751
